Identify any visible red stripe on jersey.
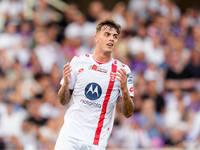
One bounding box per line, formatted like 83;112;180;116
93;63;117;145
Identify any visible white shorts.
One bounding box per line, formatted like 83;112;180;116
54;133;106;150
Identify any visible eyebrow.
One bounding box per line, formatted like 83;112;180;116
104;32;118;36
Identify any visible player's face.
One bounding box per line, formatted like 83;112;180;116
95;25;118;53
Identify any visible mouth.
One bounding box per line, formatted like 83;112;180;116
106;43;113;48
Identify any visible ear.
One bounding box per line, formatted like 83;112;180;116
95;34;98;42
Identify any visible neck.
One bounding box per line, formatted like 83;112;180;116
172;63;183;73
93;52;112;63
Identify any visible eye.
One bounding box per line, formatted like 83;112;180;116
105;33;109;36
114;35;118;39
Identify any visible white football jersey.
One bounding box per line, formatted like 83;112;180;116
59;54;134;147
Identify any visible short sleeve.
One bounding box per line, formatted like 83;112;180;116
120;65;134;98
60;56;78;90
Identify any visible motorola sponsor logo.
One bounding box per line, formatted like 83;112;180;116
81;83;102;108
85;83;102;100
80;99;101;108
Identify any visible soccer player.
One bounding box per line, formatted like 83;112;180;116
55;18;135;150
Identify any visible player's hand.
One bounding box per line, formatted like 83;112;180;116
63;62;72;85
116;68;127;91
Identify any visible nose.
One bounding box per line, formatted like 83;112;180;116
109;37;114;42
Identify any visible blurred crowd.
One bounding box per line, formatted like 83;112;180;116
0;0;200;149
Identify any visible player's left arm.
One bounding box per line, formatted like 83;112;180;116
116;68;135;118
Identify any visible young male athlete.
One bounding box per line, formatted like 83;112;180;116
55;18;135;150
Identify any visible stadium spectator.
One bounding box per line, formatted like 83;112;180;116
0;0;25;25
86;0;104;22
33;27;62;74
32;0;57;27
164;50;195;91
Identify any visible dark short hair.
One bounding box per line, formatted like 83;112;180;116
96;18;121;35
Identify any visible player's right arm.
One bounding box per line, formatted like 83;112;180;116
58;62;72;105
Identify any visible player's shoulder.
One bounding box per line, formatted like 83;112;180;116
113;59;129;70
71;54;91;62
113;59;133;80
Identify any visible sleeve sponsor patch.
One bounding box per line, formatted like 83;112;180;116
127;73;133;84
127;73;133;79
128;79;133;84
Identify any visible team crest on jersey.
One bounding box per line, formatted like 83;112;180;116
85;83;102;100
89;64;107;73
